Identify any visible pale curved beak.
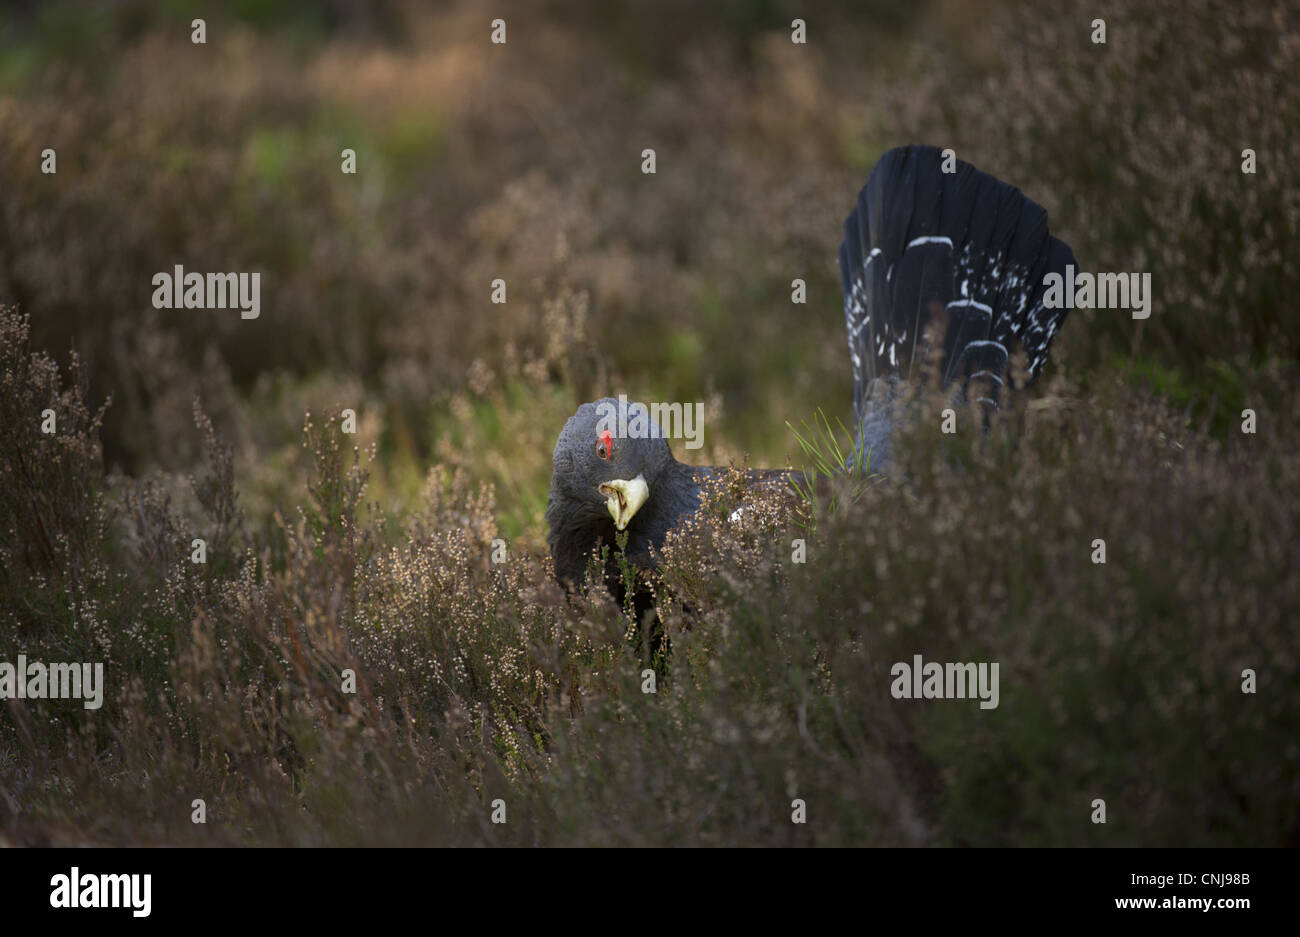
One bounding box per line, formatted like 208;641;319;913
599;474;649;530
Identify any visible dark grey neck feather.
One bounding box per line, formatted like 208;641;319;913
855;377;899;474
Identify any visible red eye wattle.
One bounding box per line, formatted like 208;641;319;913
597;430;613;460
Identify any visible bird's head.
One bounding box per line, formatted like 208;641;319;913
549;397;674;529
546;397;683;586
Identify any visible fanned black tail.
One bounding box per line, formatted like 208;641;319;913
839;145;1075;433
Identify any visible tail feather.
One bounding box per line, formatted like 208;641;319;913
839;145;1075;431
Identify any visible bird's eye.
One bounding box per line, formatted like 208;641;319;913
597;430;613;460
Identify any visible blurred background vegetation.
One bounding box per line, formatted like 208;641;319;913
0;0;1296;845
